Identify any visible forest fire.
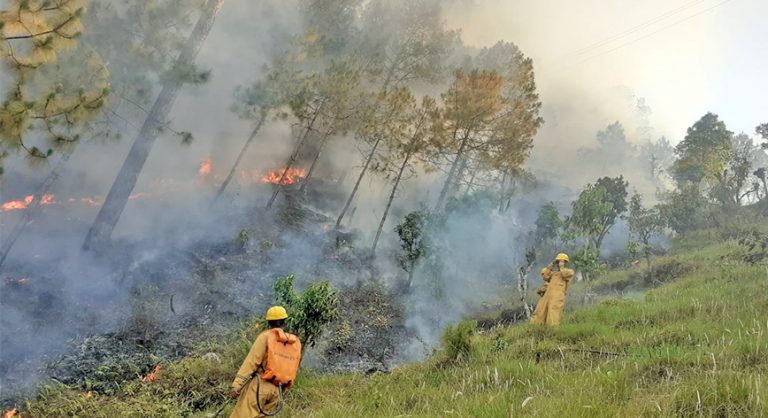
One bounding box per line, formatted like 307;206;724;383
1;194;57;211
142;364;161;383
1;195;34;211
1;194;105;212
260;167;306;185
2;409;17;418
199;158;212;175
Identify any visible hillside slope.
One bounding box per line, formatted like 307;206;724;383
280;236;766;417
19;233;768;417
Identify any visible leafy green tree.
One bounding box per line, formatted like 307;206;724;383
395;210;431;288
711;133;767;206
672;113;733;187
657;183;708;234
639;136;675;187
577;122;634;174
273;274;340;351
532;202;564;262
568;176;628;254
625;193;664;272
569;247;603;283
535;202;564;241
756;123;768;146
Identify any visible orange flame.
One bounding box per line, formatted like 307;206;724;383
17;278;27;285
85;391;93;398
142;364;161;382
81;197;101;207
199;158;212;175
41;194;55;205
1;193;94;211
261;167;306;185
1;195;34;211
3;409;17;418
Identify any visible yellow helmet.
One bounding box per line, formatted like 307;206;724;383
266;306;288;321
555;253;569;262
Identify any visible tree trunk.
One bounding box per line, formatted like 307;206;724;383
213;113;266;202
371;150;412;256
407;259;416;289
298;129;332;194
332;62;400;228
334;135;382;229
451;156;468;194
435;135;469;210
464;168;477;195
346;206;357;226
0;151;73;270
517;257;535;318
83;0;225;250
265;98;325;209
498;170;508;211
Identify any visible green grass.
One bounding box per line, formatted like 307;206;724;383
20;230;768;417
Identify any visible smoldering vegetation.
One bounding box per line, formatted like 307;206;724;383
1;0;767;411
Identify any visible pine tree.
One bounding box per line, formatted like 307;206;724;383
83;0;225;250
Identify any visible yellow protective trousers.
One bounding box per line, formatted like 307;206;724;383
229;377;280;418
530;266;574;326
230;330;282;418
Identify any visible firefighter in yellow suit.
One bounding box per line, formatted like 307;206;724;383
228;306;288;418
530;253;574;326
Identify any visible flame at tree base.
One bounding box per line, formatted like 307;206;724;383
261;167;306;185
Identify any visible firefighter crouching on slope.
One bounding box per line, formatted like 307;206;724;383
229;306;302;418
530;253;574;326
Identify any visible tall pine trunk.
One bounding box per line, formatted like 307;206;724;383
83;0;225;250
334;68;396;229
451;156;467;194
435;135;469;209
334;135;382;228
464;167;477;195
298;129;332;194
371;150;413;256
265;98;325;209
214;113;266;202
498;170;508;211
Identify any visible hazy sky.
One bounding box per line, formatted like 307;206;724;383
446;0;767;143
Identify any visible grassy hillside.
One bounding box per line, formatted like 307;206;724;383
20;232;768;417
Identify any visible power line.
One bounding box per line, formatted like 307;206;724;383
571;0;734;67
570;0;710;57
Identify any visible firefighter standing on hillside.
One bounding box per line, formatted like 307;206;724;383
530;253;574;326
229;306;302;418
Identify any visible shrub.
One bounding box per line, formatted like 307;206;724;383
273;275;340;349
441;320;476;361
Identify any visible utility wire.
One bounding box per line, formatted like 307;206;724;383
571;0;734;67
570;0;711;57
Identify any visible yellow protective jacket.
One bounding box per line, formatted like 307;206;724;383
229;330;281;418
530;264;574;325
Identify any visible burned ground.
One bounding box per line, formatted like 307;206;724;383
0;192;406;407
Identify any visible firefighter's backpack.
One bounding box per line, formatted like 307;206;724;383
262;328;302;387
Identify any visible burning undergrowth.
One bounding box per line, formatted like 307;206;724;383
0;190;406;408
